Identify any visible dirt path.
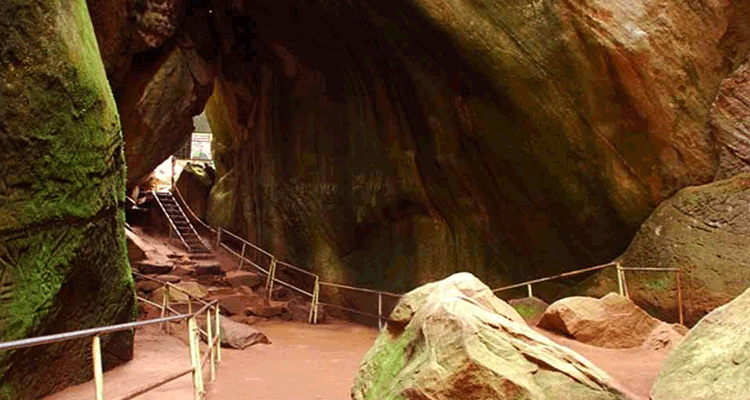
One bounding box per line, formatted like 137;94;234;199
44;326;194;400
43;320;377;400
535;328;669;400
207;320;377;400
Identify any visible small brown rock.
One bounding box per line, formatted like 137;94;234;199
226;270;264;289
154;274;181;283
134;261;173;275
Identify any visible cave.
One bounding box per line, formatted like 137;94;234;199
4;0;750;398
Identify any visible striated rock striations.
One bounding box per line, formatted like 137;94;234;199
351;273;630;400
577;174;750;326
0;0;136;398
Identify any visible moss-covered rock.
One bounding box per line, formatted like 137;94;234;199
0;1;135;398
576;174;750;326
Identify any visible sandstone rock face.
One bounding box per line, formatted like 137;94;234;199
651;286;750;400
538;293;662;349
86;0;217;187
174;162;214;220
351;273;629;400
578;174;750;326
0;1;135;398
193;0;750;307
118;37;215;187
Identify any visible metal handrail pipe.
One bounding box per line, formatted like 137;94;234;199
201;336;220;367
193;300;218;317
276;261;318;278
0;314;188;352
172;186;217;234
491;262;617;293
318;281;402;298
114;367;194;400
317;302;382;319
620;267;682;272
272;277;313;297
151;190;191;252
218;229;274;259
136;296;182;317
133;272;210;305
219;243;270;275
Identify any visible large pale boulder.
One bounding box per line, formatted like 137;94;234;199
351;273;629;400
577;174;750;326
537;293;661;349
0;1;135;398
651;286;750;400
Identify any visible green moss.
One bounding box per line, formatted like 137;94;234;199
358;329;418;400
512;303;537;320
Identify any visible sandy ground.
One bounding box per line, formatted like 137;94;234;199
44;326;195;400
42;321;664;400
42;320;377;400
536;327;668;400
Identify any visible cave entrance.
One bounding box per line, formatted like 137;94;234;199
151;111;215;192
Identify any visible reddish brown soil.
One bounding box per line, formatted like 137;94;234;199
42;321;377;400
536;327;669;400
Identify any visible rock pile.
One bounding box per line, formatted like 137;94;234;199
537;293;685;351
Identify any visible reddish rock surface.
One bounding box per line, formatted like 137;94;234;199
538;293;662;349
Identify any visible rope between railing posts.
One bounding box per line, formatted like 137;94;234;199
219;243;270;275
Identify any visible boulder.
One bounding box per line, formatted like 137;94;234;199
193;263;222;276
245;301;291;319
125;229;149;262
225;270;264;289
213;294;252;316
0;1;135;398
578;174;750;326
287;297;326;323
133;261;173;275
203;316;271;350
175;162;214;220
643;323;685;352
135;280;162;293
537;293;661;349
351;273;629;400
651;287;750;400
509;297;549;327
150;282;209;304
154;274;181;283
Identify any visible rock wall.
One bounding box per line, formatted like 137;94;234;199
0;1;135;398
86;0;217;188
577;174;750;326
202;0;750;295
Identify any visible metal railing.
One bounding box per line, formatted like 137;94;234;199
0;296;222;400
491;261;684;325
170;185;687;328
151;190;192;252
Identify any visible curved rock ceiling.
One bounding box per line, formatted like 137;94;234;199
89;0;750;291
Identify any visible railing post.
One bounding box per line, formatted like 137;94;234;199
188;297;193;314
378;292;383;330
676;270;684;325
526;283;533;298
313;279;320;325
188;316;204;400
616;263;624;296
92;335;104;400
216;227;222;248
207;307;216;382
266;257;277;302
215;306;222;362
238;243;246;270
160;285;168;333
